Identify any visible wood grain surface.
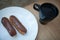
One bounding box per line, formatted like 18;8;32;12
25;0;60;40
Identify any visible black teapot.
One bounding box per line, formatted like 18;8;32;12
33;3;59;24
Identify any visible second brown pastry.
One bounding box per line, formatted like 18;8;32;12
10;15;27;35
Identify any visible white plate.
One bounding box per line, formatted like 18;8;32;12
0;7;38;40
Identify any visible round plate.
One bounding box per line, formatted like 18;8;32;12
0;7;38;40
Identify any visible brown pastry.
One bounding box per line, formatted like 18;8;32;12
1;17;16;36
10;15;27;35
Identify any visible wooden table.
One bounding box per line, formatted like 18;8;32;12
25;0;60;40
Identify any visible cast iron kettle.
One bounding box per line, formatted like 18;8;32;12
33;3;59;24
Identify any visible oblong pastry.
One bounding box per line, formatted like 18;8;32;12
1;17;16;36
10;15;27;35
